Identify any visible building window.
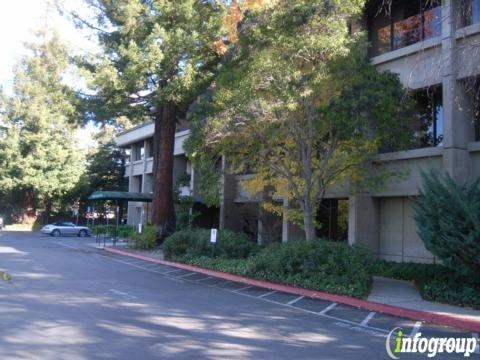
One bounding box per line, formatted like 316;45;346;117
459;0;480;27
316;199;349;241
124;149;131;164
412;86;444;148
132;175;143;193
132;142;144;161
146;138;154;158
369;0;442;57
472;79;480;141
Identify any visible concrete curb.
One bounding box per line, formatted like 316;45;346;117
105;246;480;332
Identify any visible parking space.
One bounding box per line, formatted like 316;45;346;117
368;312;418;333
97;250;480;347
5;232;479;359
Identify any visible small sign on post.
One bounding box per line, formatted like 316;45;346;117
210;228;217;243
210;228;217;257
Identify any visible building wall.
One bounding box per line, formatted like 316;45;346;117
349;0;480;262
118;127;194;225
378;197;435;263
117;1;480;259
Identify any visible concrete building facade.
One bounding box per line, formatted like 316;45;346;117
117;0;480;263
347;0;480;262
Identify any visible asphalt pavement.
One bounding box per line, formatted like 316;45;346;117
0;231;477;359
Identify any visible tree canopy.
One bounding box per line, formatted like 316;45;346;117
76;0;227;238
0;33;85;223
187;0;413;240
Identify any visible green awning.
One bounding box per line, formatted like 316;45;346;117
88;191;153;202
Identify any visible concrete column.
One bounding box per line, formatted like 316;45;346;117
441;0;472;182
348;193;380;256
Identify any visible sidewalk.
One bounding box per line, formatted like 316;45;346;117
369;276;480;324
103;245;480;332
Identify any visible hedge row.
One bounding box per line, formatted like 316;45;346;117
163;229;373;298
88;224;137;239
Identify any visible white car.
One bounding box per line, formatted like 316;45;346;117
41;222;91;237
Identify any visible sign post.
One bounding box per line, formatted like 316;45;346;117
210;228;217;257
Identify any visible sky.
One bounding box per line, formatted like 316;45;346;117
0;0;100;148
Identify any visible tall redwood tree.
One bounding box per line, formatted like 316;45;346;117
75;0;225;239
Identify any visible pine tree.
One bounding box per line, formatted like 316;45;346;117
414;171;480;277
75;0;226;240
0;33;85;224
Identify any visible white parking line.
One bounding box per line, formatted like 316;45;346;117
472;333;480;354
96;254;185;283
142;264;163;269
360;312;376;326
286;295;304;305
54;242;80;250
258;290;277;298
319;302;337;315
126;260;148;265
96;253;438;338
229;289;389;336
409;321;422;338
163;269;185;275
178;272;198;278
233;285;253;292
139;262;161;267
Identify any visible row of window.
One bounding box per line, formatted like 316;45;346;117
126;86;478;156
131;138;154;161
405;79;480;150
369;0;480;57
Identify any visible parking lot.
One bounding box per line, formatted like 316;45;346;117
0;231;478;359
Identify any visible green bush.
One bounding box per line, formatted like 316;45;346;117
163;228;258;259
244;241;372;298
371;260;480;308
216;230;259;259
117;225;137;238
413;171;480;277
129;226;157;250
164;232;373;298
180;256;248;274
369;260;439;281
88;224;136;239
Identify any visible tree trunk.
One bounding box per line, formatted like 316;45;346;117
151;102;177;241
303;200;316;241
43;198;52;224
21;189;37;225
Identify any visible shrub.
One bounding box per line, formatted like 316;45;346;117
216;230;259;259
244;240;372;298
129;226;156;250
163;228;210;258
181;256;248;274
89;224;136;239
163;228;258;259
164;230;373;298
117;225;137;238
413;171;480;277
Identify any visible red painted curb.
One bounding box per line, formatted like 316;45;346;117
105;246;480;332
